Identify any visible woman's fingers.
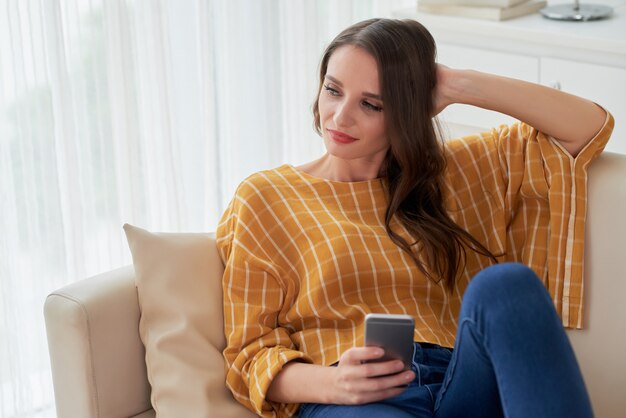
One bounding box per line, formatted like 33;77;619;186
339;346;385;365
332;364;415;404
340;347;413;380
360;359;409;378
354;364;415;390
333;347;416;404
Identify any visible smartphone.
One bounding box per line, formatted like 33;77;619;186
364;313;415;370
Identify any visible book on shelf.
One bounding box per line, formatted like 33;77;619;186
419;0;528;7
418;0;548;21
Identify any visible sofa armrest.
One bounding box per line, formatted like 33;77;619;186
44;265;154;418
566;151;626;416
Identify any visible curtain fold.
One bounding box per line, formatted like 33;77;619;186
0;0;413;415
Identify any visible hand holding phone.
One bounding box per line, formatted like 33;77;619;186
364;313;415;370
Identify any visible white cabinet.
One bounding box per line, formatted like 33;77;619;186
395;5;626;153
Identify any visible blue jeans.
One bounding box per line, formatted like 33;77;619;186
298;263;594;418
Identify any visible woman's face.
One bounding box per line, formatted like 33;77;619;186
318;45;388;166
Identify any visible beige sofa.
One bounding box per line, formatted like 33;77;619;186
44;152;626;418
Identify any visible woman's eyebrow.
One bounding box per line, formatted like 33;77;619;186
325;74;382;100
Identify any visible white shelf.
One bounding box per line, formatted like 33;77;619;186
395;3;626;67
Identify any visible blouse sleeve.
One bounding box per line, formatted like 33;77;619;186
216;182;313;418
444;109;614;328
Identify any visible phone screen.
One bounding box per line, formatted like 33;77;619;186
364;313;415;370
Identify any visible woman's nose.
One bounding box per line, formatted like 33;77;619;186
333;100;354;128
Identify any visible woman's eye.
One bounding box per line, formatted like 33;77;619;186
323;84;339;96
362;101;383;112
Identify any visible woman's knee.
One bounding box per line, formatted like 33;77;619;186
466;263;542;296
461;263;552;317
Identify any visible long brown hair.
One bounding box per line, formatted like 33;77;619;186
312;18;498;292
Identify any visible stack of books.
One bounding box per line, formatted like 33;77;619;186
418;0;548;21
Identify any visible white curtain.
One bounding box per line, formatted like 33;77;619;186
0;0;413;416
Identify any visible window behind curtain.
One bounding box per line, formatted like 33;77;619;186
0;0;414;415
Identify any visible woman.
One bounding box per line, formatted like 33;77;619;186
216;18;613;418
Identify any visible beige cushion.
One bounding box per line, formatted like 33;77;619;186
123;224;255;418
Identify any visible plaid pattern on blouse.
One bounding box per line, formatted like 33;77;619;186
216;112;613;417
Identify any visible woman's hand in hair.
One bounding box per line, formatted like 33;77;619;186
432;64;458;116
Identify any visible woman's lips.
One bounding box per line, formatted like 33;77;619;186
328;129;358;144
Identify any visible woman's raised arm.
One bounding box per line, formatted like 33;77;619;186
433;65;607;157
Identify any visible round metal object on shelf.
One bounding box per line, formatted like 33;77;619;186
540;3;613;21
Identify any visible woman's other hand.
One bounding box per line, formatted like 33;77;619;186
433;63;459;116
328;346;415;405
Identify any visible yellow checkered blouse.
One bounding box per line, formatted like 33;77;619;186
216;112;614;417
